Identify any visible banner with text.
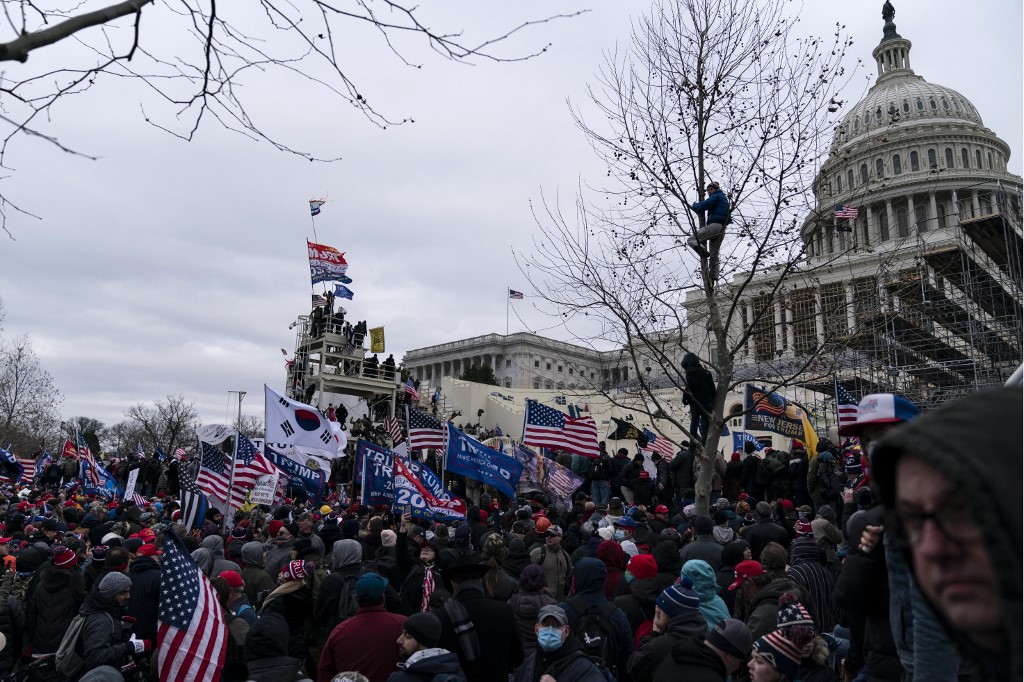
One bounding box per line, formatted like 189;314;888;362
444;423;523;498
357;440;394;506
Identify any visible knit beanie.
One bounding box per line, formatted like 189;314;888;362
403;611;442;648
52;545;78;570
268;520;284;538
844;455;862;476
795;518;813;536
281;560;309;582
776;592;817;656
626;553;658;581
656;576;700;618
380;530;397;548
752;630;803;679
98;571;133;598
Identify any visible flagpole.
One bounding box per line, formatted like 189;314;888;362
224;429;240;530
506;289;510;336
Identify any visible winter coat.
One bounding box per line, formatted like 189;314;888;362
557;558;634;679
261;580;312;662
200;535;242;574
670;451;696;492
612;576;661;635
79;588;134;675
745;577;796;640
387;648;466;682
26;563;85;654
595;541;626;599
680;560;731;631
126;555;161;640
240;541;275;606
244;612;306;682
513;636;606;682
436;579;523;682
317;605;407;682
627;608;708;682
689;188;730;226
0;572;25;677
652;636;728;682
264;537;295;579
509;589;556;659
680;536;723;572
681;353;716;411
743;519;790;561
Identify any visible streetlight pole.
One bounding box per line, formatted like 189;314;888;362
226;390;246;519
229;391;247;431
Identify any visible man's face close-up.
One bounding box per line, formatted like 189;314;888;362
896;456;1004;650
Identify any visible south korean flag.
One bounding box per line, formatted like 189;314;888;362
264;385;346;457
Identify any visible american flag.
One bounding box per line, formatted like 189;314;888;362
834;204;859;219
309;199;325;217
408;409;445;450
174;447;187;458
509;289;524;300
196;442;231;503
77;432;102;487
198;437;279;509
540;455;584;507
384;415;404;445
405;378;420;401
179;473;208;530
19;453;43;481
130;492;147;506
137;441;145;459
642;428;675;458
157;529;227;682
834;379;860;430
312;294;327;308
523;399;600;458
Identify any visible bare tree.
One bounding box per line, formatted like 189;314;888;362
523;0;858;513
101;419;147;456
237;414;264;440
0;333;63;453
0;1;582;236
125;393;199;456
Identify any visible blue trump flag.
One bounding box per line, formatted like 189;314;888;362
356;440;395;506
733;431;765;453
262;446;327;505
444;423;523;498
334;283;355;300
155;447;170;462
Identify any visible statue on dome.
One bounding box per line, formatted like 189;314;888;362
882;1;895;23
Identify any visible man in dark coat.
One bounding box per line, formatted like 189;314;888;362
25;546;85;657
628;579;708;681
80;572;147;676
513;604;606;682
681;353;716;448
125;544;161;641
436;553;523;682
557;557;634;679
743;502;790;560
652;618;752;682
391;612;466;682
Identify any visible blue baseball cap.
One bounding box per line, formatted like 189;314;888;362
613;516;636;529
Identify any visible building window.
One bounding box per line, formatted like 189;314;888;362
892;154;902;175
875;158;884;178
847;169;854;188
826;226;834;255
862;216;870;245
879;210;890;241
928;149;937;168
860;164;869;184
533;378;540;389
961;148;969;168
505;359;511;367
864;112;871;126
937;201;947;229
835;174;842;193
556;365;562;373
896;206;909;237
915;98;924;111
945;148;954;168
546;363;551;371
976;149;982;169
534;360;539;368
545;380;554;390
902;99;910;113
875;106;883;121
504;378;512;388
915;204;928;233
953;99;961;113
815;230;823;256
590;372;595;380
929;97;937;110
988;152;993;169
941;97;950;111
910;151;920;171
568;368;574;375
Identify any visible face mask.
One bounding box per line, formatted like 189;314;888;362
537;627;563;652
614;530;626;542
624;570;635;584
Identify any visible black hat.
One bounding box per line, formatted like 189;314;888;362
404;611;442;648
442;552;489;591
292;537;314;556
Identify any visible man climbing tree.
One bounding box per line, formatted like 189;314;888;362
686;181;731;278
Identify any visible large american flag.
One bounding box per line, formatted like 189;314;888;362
834;379;859;430
158;530;227;681
76;433;102;487
384;415;404;445
642;428;675;459
408;409;445;450
197;437;278;509
522;399;600;458
834;204;859;219
405;378;420;401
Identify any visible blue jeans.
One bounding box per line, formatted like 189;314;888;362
591;480;610;506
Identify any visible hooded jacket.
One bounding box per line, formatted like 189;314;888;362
314;538;363;634
557;558;634;678
513;634;605;682
240;541;275;606
79;588;134;674
653;636;728;682
26;562;85;653
389;647;467;682
681;353;715;411
244;612;304;681
872;387;1022;682
680;560;730;631
200;535;241;575
126;555;161;640
627;608;708;682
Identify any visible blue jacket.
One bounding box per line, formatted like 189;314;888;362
689;189;730;225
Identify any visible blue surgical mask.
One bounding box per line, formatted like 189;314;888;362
624;570;635;584
537;627;563;652
614;530;626;541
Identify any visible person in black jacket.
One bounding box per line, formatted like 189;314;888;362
653;618;752;682
436;553;523;682
681;353;716;450
743;502;791;561
25;545;85;658
126;544;161;641
80;572;148;676
513;604;606;682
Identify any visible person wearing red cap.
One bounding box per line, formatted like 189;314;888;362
218;570;258;626
728;560;795;640
25;544;85;660
649;505;672;534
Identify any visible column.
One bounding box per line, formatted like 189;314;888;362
773;300;785;353
784;297;795;356
906;196;915;235
865;205;876;245
814;288;826;345
928;192;938;231
885;199;895;241
971;190;980;217
845;282;856;334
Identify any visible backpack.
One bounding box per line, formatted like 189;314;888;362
754;457;771;487
766;451;788;478
566;597;618;671
817;456;837;493
335;573;360;623
588;456;611;481
55;612;115;678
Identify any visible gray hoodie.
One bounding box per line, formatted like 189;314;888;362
199;535;241;575
330;538;363;571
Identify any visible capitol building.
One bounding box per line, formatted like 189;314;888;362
403;6;1021;420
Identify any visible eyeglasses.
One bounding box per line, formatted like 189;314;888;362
892;505;982;546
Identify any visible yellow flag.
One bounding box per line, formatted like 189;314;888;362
801;412;820;460
369;327;385;354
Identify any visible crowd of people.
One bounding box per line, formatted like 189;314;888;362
0;386;1015;682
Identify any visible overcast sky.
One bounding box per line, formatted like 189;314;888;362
0;0;1020;433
